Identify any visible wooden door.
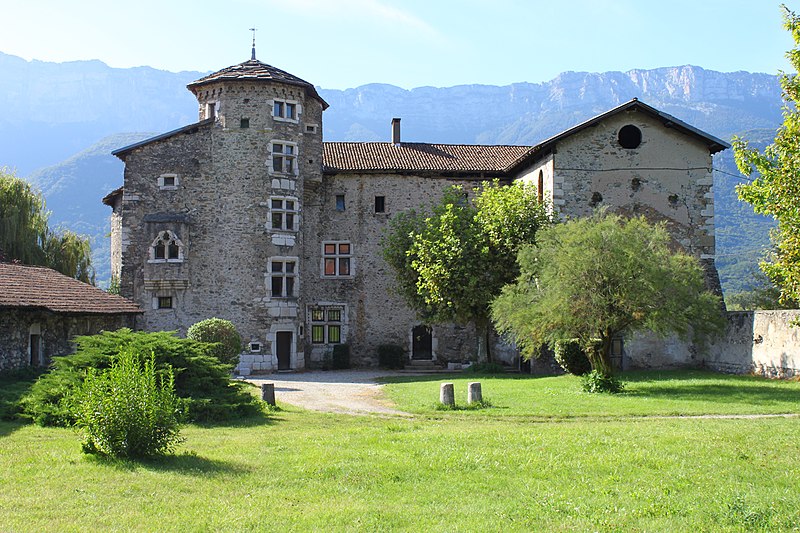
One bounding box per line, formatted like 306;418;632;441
276;331;292;371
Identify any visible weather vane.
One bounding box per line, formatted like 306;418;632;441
250;27;257;60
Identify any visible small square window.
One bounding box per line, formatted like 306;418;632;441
163;176;176;187
157;296;173;309
158;174;179;190
335;194;345;211
240;118;250;129
374;196;385;213
305;124;318;134
249;342;261;352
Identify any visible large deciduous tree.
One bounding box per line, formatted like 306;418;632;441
733;5;800;305
382;181;551;362
491;212;725;377
0;168;94;283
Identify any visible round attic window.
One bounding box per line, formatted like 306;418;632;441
618;125;642;149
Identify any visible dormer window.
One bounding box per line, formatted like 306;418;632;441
273;99;299;123
149;230;184;263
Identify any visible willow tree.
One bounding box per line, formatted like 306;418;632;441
733;5;800;305
0;168;94;283
492;212;724;377
382;181;551;362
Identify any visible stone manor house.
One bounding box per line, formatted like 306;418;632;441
104;52;728;375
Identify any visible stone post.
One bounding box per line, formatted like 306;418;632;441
467;382;482;404
440;382;455;407
261;383;276;406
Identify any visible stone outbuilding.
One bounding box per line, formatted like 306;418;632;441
105;51;729;374
0;263;141;372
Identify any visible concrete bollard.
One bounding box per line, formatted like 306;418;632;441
261;383;276;406
467;382;482;404
440;382;455;407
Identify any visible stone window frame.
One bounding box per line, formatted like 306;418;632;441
269;256;299;299
158;173;179;191
153;294;174;310
272;99;300;123
321;241;354;278
148;230;185;263
249;341;262;353
269;140;299;176
305;123;318;134
309;305;345;345
268;195;299;233
205;100;219;121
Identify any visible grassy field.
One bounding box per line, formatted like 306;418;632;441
1;371;799;531
381;370;800;417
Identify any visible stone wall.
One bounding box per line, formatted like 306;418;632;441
704;310;800;377
303;171;503;368
119;80;325;374
0;311;136;372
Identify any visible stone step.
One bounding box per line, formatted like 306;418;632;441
407;359;436;367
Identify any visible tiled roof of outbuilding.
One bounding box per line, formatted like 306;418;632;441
323;143;533;175
0;263;142;315
187;59;328;109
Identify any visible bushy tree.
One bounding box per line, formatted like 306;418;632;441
492;212;725;378
187;318;243;365
20;329;262;426
0;168;94;283
733;5;800;306
383;181;551;362
75;348;183;458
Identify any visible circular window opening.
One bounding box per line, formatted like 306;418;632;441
618;125;642;149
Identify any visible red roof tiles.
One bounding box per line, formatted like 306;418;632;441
323;142;533;174
0;263;142;315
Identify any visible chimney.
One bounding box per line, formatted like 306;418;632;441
391;118;401;145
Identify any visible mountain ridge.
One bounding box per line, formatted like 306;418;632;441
0;52;784;295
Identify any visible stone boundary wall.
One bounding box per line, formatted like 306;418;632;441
704;310;800;378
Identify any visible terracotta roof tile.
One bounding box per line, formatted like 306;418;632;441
0;263;142;315
323;143;533;174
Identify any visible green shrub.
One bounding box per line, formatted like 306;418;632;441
553;339;592;376
20;329;262;426
186;318;242;365
332;344;350;370
75;348;183;458
464;362;505;374
581;370;625;394
377;344;406;369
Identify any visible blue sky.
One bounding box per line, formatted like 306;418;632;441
1;0;797;89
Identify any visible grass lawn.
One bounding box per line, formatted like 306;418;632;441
1;370;799;531
381;369;800;417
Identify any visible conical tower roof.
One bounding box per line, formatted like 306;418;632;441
187;58;328;109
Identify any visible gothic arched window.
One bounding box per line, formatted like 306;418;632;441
149;230;184;262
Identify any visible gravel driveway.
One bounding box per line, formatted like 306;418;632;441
244;370;412;416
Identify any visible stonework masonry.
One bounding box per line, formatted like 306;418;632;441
108;57;731;374
0;311;135;372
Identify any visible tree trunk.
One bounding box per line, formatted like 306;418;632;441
475;319;491;363
586;336;613;377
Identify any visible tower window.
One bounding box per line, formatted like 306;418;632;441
374;196;385;213
240;118;250;129
273;99;299;122
270;259;297;298
269;196;299;232
149;230;184;262
271;142;297;175
335;194;345;211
